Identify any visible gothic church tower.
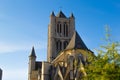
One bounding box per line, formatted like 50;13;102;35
47;11;75;62
28;11;93;80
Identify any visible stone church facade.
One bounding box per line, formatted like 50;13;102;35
28;11;94;80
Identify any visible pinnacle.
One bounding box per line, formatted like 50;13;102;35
29;46;36;57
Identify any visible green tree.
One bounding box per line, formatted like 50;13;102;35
83;26;120;80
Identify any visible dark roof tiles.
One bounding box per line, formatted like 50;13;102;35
66;31;88;50
29;46;36;57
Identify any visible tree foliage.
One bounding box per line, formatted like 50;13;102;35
82;26;120;80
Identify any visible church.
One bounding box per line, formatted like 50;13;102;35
28;11;94;80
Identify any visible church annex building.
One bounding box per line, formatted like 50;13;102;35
28;11;94;80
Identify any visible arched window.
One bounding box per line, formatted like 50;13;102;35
57;22;62;34
64;22;68;37
63;41;68;49
56;40;62;52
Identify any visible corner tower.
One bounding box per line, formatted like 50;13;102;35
47;11;75;62
28;47;36;80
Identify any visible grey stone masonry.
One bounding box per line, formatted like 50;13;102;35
47;11;75;62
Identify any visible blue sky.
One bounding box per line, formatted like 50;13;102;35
0;0;120;80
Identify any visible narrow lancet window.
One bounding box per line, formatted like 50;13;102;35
63;22;68;37
57;22;62;36
56;40;62;53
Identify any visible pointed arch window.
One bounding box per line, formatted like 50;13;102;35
56;40;62;52
57;22;62;34
63;22;68;37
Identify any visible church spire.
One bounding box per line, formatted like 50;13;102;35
29;46;36;57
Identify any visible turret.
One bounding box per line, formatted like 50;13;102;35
28;46;36;74
50;11;55;24
47;11;56;62
69;13;75;37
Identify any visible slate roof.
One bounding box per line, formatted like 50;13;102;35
66;31;88;50
56;11;66;18
29;46;36;57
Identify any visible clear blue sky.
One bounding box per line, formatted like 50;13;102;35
0;0;120;80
